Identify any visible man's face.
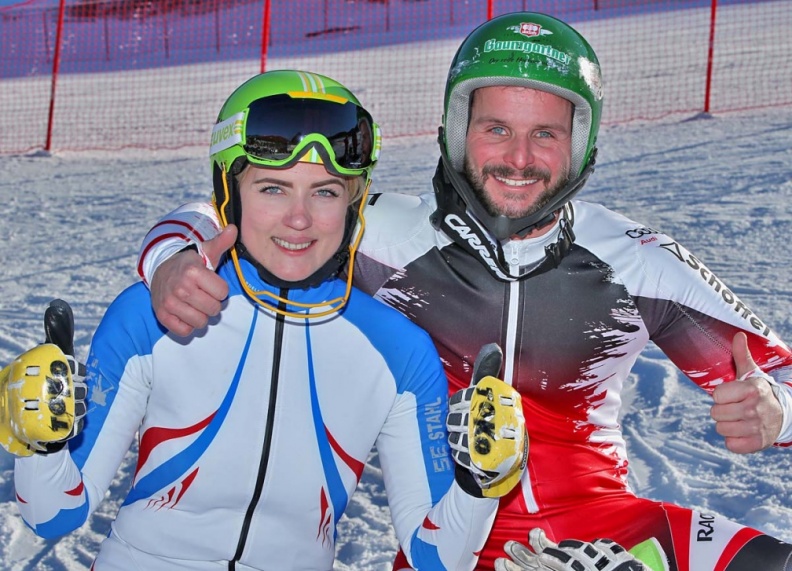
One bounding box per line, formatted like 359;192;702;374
464;86;574;220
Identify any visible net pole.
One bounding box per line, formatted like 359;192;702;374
260;0;272;73
44;0;67;151
704;0;718;113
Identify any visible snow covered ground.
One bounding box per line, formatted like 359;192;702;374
1;5;791;571
1;102;790;571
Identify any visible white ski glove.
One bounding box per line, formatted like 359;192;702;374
495;528;647;571
0;300;87;456
447;343;527;498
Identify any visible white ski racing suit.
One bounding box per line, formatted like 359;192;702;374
14;254;498;570
136;195;792;571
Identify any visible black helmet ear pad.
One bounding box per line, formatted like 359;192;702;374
212;158;247;230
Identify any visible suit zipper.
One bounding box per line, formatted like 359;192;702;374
229;294;288;569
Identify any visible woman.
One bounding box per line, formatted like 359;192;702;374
10;70;506;571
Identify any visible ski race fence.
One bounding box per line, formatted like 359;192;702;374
1;0;790;154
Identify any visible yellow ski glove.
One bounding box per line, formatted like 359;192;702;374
447;343;528;498
0;300;86;457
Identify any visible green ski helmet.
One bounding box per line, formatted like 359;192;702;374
436;12;603;241
208;70;382;317
210;69;381;227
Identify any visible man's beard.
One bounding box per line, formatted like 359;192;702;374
464;158;570;219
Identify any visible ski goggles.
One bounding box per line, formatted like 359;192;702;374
210;93;381;177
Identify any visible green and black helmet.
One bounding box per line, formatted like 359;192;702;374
210;70;381;230
435;12;604;241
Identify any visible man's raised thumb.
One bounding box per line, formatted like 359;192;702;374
732;331;759;380
204;224;238;269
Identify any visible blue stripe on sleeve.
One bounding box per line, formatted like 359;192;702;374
407;538;445;570
69;283;166;469
340;288;454;504
28;503;91;539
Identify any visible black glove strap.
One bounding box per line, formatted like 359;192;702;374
36;441;67;455
454;464;484;498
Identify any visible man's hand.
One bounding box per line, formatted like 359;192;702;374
447;343;527;498
495;528;646;571
711;331;783;454
151;224;237;337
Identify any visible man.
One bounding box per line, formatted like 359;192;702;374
136;12;792;570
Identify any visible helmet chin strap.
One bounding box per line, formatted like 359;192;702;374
236;206;356;290
214;166;369;319
430;132;590;281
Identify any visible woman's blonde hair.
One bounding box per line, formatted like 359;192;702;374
347;175;367;204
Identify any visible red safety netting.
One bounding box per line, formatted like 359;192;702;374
1;0;789;154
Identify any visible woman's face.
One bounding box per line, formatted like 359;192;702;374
238;162;352;283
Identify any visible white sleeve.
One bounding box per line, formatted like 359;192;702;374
14;450;88;536
377;389;497;570
766;366;792;444
137;201;221;286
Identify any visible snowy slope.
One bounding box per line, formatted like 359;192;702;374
0;105;790;571
1;3;791;569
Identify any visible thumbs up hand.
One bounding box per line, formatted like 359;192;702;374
0;300;86;456
447;343;528;498
710;332;783;453
151;224;237;337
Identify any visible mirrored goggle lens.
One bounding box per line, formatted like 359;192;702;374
243;94;376;170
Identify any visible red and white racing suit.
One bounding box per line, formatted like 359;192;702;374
138;195;792;571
